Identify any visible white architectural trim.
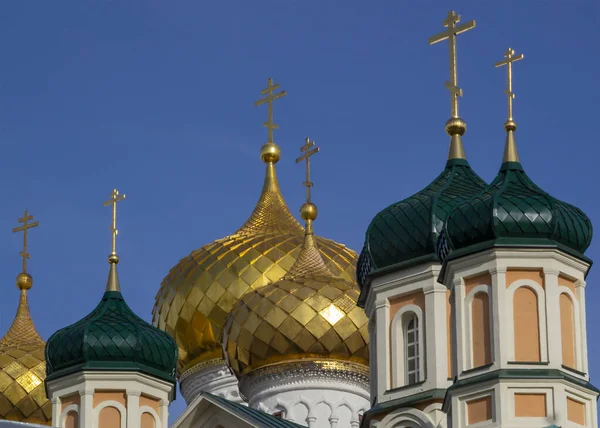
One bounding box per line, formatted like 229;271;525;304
464;284;492;370
59;404;79;428
93;400;127;428
377;407;435;428
391;304;425;388
140;406;161;428
558;288;584;371
505;279;548;362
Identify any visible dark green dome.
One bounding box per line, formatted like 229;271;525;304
45;265;178;385
438;160;593;262
357;158;487;288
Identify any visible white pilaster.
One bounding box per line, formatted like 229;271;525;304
51;397;61;427
452;277;465;374
490;267;506;366
375;299;390;399
79;388;94;428
127;390;141;428
544;268;562;369
576;279;589;375
160;399;169;428
424;285;448;386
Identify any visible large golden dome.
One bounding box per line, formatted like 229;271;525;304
152;150;357;375
223;206;369;378
0;274;51;424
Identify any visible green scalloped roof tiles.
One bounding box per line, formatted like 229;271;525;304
45;290;178;384
357;159;487;287
441;161;592;259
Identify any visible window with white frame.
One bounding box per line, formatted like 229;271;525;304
405;315;420;384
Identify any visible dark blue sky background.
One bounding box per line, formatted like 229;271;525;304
0;0;598;423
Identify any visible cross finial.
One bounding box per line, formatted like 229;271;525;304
495;47;524;123
254;78;287;143
296;137;320;203
428;10;476;120
12;210;39;274
103;188;126;263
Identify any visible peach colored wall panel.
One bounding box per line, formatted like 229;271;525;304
558;275;577;297
567;397;586;425
465;273;491;297
514;393;546;417
466;396;492;425
141;412;156;428
471;292;492;367
560;293;576;368
506;269;544;288
93;391;127;408
99;406;121;428
140;395;160;413
513;287;541;362
389;291;425;322
65;411;78;428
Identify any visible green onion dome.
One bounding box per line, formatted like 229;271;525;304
357;158;487;289
438;131;593;262
45;263;178;386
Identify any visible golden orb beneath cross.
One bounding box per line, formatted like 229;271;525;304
260;142;281;163
16;272;33;290
300;202;318;221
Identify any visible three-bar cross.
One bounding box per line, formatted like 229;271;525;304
254;78;287;143
103;189;126;257
495;48;524;121
12;210;39;273
296;138;320;203
428;10;476;119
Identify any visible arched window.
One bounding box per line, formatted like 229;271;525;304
405;315;420;384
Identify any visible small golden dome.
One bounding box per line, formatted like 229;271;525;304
152;158;357;375
0;288;51;424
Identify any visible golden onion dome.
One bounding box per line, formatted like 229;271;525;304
0;273;51;424
152;145;358;375
223;210;369;379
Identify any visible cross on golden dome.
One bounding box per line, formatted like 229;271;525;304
12;210;39;274
103;188;126;264
428;10;476;120
495;47;524;122
254;78;287;143
296;137;320;204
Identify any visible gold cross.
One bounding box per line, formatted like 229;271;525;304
495;48;524;121
12;210;39;273
103;189;126;257
296;137;320;203
428;10;476;119
254;78;287;143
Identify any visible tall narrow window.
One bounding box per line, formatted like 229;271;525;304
405;316;420;384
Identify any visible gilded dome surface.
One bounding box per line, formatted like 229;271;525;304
152;160;358;374
224;220;369;378
0;283;51;424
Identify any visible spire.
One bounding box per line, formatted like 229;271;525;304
495;47;524;163
1;211;44;348
103;188;126;292
237;78;303;235
286;138;331;278
428;10;476;161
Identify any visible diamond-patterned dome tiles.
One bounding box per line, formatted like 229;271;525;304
358;159;487;288
443;161;593;259
225;274;369;377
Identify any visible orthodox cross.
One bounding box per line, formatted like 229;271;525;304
254;78;287;143
12;210;39;273
103;189;126;257
296;137;320;203
495;48;524;121
428;10;476;119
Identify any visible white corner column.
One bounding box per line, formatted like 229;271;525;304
424;284;449;386
126;390;141;428
375;299;390;399
79;388;94;428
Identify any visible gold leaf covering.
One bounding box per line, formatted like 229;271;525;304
152;161;358;374
0;290;51;424
224;219;369;377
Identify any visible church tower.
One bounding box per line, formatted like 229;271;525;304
436;47;598;427
223;138;370;428
356;11;486;427
45;190;178;428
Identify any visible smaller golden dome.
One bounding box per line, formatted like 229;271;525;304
0;287;51;424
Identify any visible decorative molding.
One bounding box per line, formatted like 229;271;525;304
179;357;226;381
180;361;243;405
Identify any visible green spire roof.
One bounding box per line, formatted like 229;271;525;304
438;159;593;262
357;158;487;289
45;263;178;385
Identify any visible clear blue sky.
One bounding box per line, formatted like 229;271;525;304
0;1;598;423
